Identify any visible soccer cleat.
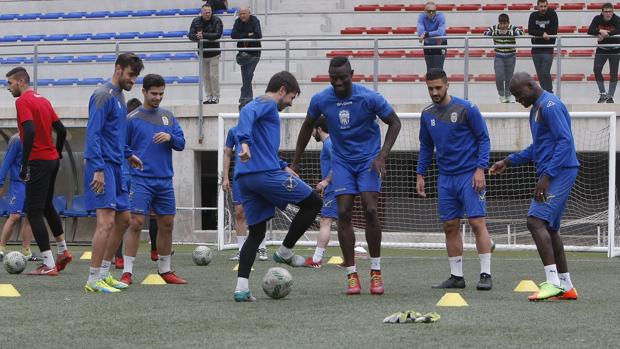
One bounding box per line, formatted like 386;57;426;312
229;251;240;261
476;273;492;291
85;280;120;294
370;270;384;295
115;256;124;269
103;274;129;289
432;275;466;289
272;251;306;267
26;265;59;276
528;282;564;301
55;250;73;272
551;287;578;300
25;254;42;262
346;272;361;295
120;272;133;285
233;290;256;302
159;271;188;284
150;250;159;262
303;257;322;268
258;248;268;261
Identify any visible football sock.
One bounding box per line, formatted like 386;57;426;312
282;192;322;249
259;237;267;249
544;264;561;287
370;257;381;270
99;260;111;278
346;265;357;275
42;250;55;268
57;240;67;254
449;256;464;277
123;255;135;275
277;245;293;260
88;267;100;284
22;247;32;256
236;277;249;292
479;253;491;275
238;221;266;278
559;272;573;290
237;235;246;251
158;255;171;274
313;247;325;263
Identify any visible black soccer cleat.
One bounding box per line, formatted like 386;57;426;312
432;275;466;289
476;273;492;291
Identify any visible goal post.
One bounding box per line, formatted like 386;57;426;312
217;112;617;257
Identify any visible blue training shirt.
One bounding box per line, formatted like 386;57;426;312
307;84;393;162
0;134;22;184
320;136;334;193
507;91;580;177
233;96;288;178
126;106;185;178
225;127;238;150
84;82;130;170
417;96;490;176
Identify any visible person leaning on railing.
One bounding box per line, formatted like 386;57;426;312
417;1;447;73
528;0;558;94
587;2;620;104
189;3;223;105
231;6;262;106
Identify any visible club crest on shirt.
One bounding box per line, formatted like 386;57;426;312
338;109;350;127
450;112;458;123
431;119;436;127
282;175;298;192
162;116;169;125
478;190;486;201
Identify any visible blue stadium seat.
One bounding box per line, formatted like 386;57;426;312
99;54;117;62
91;32;115;40
77;78;105;86
22;34;45;42
46;34;69;41
68;33;91;41
171;52;198;60
53;196;67;216
37;79;54;86
136;53;148;59
85;11;110;18
17;13;41;20
64;196;91;218
0;14;18;21
0;79;6;86
48;55;74;63
115;32;140;40
40;12;64;20
164;76;178;84
179;8;200;15
178;76;199;84
109;10;134;18
156;9;180;16
134;10;156;17
163;30;187;38
34;56;50;63
73;55;98;63
223;29;232;36
146;53;172;61
214;10;225;14
228;7;239;13
0;35;22;42
136;77;144;84
64;11;87;19
2;56;26;64
138;31;164;39
52;78;78;86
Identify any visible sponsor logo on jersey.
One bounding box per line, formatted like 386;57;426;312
450;112;458;123
162;116;169;125
546;100;555;108
338;109;350;127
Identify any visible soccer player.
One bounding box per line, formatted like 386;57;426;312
119;74;186;285
5;67;72;275
293;57;401;295
490;72;579;301
84;53;144;293
222;125;268;262
303;117;336;268
233;71;323;302
416;68;493;291
0;134;37;262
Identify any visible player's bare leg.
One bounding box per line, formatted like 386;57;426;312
86;208;120;292
231;205;247;261
361;191;384;294
121;213;145;284
96;210;130;289
337;194;360;294
433;219;466;289
469;217;492;290
305;216;332;268
157;214;185;284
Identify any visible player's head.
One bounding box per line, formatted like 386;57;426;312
537;0;548;14
238;6;251;22
509;72;542;108
5;67;30;97
328;56;354;98
141;74;165;109
425;68;449;104
424;2;437;19
113;52;144;92
313;115;328;142
265;71;300;111
126;98;142;113
498;13;510;29
201;3;213;21
602;3;614;21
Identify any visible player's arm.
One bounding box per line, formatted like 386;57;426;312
489;144;533;175
541;105;575;179
168;117;186;151
0;138;17;184
416;116;434;197
416;13;427;41
292;115;319;173
467;105;490;191
316;169;332;194
52;120;66;159
222;147;232;192
19;121;34;181
373;111;401;177
235;106;258;162
86;94;109;171
124;117;142;171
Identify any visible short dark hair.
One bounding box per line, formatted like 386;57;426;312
537;0;548;4
5;67;30;84
498;13;509;23
425;68;448;83
315;115;328;133
329;56;352;71
142;74;165;91
202;3;212;10
265;71;300;95
603;3;614;10
115;52;144;74
126;98;142;113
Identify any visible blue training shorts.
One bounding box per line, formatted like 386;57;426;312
528;167;578;231
7;180;25;215
438;170;486;221
231;180;243;206
84;160;129;212
321;190;338;219
130;176;176;216
237;169;313;225
331;155;381;196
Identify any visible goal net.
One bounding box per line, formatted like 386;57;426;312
217;112;617;256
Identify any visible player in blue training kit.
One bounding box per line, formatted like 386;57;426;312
233;71;323;302
222;126;269;262
293;57;401;295
121;74;186;285
0;134;36;261
416;69;494;291
491;72;579;301
83;53;144;294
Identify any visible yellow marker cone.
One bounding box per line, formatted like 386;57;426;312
436;292;468;307
80;251;92;260
0;284;21;297
514;280;540;292
141;274;166;285
232;264;253;271
327;256;344;265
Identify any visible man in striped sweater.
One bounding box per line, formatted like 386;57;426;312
485;14;524;103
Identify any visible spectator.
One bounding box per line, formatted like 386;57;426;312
206;0;228;12
588;3;620;103
231;6;262;105
485;14;523;103
528;0;558;93
189;4;223;104
417;1;447;72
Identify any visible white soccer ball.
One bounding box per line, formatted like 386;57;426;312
192;246;213;266
4;251;26;274
262;267;293;299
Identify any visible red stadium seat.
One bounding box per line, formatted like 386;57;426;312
456;4;481;11
471;26;489;34
560;3;585;10
448;74;474;82
558;26;577;33
533;74;557;81
517;50;532;57
404;4;425;11
379;4;404;11
393;26;417;34
366;27;392;35
352;74;365;82
405;50;425;58
446;49;460;57
561;74;585;81
588;73;610;81
379;50;406;58
482;4;506;10
507;3;532;10
326;50;353;58
341;27;366;35
587;3;605;10
352;50;375;58
446;26;470;34
311;75;330;82
367;74;392;82
578;26;590;33
486;49;496;58
354;4;379;11
436;4;455;11
569;49;594;57
474;74;496;82
392;74;419;82
547;3;559;10
463;49;486;57
554;49;568;57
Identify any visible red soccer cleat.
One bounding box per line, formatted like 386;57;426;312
115;256;124;269
120;272;133;285
346;272;361;295
303;257;322;268
55;250;73;272
151;250;159;262
159;271;187;284
27;265;59;276
370;270;384;295
551;288;579;300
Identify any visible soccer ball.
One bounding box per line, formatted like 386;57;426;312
192;246;213;266
262;267;293;299
4;251;26;274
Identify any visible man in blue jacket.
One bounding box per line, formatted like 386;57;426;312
417;2;447;72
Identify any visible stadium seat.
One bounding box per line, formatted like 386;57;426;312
379;50;406;58
170;52;198;60
85;11;110;18
0;13;18;21
436;4;455;11
456;4;481;11
326;50;353;58
507;3;532;10
405;50;425;58
558;26;577;33
48;55;74;63
392;74;418;82
63;11;87;19
156;9;180;16
223;29;232;36
446;49;460;57
404;4;425;11
68;33;91;41
163;31;187;38
178;76;199;84
136;77;144;84
352;75;365;82
533;74;557;81
560;3;585;10
17;13;41;20
146;53;172;61
164;76;178;84
64;196;92;218
98;54;117;62
587;3;605;10
53;196;67;216
366;27;392;34
463;49;486;57
341;27;366;35
354;4;380;11
517;50;532;57
0;79;6;86
448;74;474;81
587;73;610;81
52;78;79;86
0;35;23;42
482;4;506;10
311;75;330;82
22;34;45;42
139;31;164;39
109;11;134;18
379;4;404;11
37;79;54;86
352;50;375;58
179;8;200;16
578;26;590;33
548;3;559;10
446;27;469;34
227;7;239;13
46;34;69;41
116;32;140;39
475;74;496;82
471;26;488;34
367;74;392;82
561;74;585;81
2;56;26;64
91;32;115;40
77;78;105;85
40;12;64;20
134;10;156;17
569;49;594;57
392;26;416;34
